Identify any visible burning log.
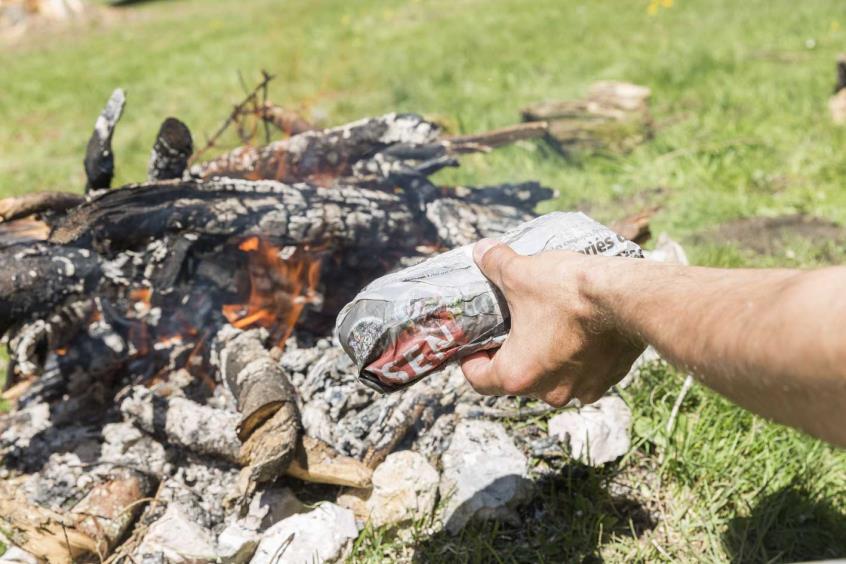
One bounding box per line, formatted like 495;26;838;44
84;89;126;192
258;102;315;137
190;113;441;185
189;113;545;196
0;85;570;558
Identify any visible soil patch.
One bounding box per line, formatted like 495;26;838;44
696;214;846;256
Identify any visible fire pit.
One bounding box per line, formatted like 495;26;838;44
0;86;644;563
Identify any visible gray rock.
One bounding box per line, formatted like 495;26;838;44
250;503;358;564
547;395;632;466
135;503;219;563
438;420;530;534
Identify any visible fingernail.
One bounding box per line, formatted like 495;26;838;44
473;238;498;264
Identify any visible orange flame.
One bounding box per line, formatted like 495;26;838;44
223;236;321;347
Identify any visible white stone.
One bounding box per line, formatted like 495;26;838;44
250;503;358;564
0;546;40;564
340;450;439;527
438;420;530;534
647;233;689;266
134;504;219;563
548;395;632;466
217;521;260;564
217;487;306;563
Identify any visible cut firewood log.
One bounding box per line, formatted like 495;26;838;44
216;327;300;490
84;88;126;192
610;207;659;246
444;121;549;152
71;468;157;559
119;385;371;488
287;435;372;488
0;191;85;223
522;81;652;157
216;327;299;441
0;469;154;564
0;483;96;564
147;117;193;181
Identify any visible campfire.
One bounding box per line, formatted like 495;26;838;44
0;82;649;562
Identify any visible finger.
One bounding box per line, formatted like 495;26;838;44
459;350;502;395
473;239;519;291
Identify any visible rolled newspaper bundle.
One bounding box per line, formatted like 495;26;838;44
335;212;643;393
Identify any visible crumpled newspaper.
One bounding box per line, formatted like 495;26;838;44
335;212;643;393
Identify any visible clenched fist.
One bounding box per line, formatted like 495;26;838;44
459;239;645;407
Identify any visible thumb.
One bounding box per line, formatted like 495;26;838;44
473;238;518;291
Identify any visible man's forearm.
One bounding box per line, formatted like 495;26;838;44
581;258;846;446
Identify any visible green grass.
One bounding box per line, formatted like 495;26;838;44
2;0;846;561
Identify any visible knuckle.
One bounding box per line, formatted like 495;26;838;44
501;374;532;395
542;388;573;408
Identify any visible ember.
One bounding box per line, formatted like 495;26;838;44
0;82;646;562
222;237;322;347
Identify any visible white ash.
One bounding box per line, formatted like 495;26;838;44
0;401;51;452
412;411;458;464
22;452;92;510
101;421;170;477
141;458;240;533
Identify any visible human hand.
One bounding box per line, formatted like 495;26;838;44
459;239;645;406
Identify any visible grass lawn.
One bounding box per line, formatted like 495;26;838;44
2;0;846;561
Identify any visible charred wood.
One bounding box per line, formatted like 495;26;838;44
147;117;194;181
84;89;125;192
0;245;102;337
190;113;440;185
